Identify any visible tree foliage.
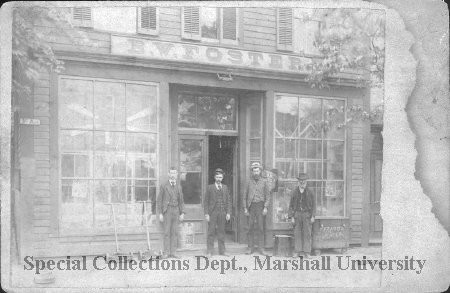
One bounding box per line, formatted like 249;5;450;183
12;5;87;102
303;8;385;90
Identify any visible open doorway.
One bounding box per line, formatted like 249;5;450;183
208;135;237;241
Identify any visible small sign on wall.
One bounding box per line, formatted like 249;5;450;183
19;118;40;126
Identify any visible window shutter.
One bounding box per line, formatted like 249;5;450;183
73;7;92;28
182;7;200;40
137;7;159;35
221;8;237;43
277;8;293;51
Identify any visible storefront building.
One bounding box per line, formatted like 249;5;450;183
12;6;383;258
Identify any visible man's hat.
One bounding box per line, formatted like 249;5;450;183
250;162;263;170
215;168;224;175
297;173;308;181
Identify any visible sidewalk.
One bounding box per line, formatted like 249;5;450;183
10;245;382;290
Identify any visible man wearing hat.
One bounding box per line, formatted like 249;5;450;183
288;173;316;258
242;162;270;255
204;168;231;256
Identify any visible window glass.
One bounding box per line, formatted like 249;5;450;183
201;8;218;39
59;78;158;233
60;79;93;129
274;94;346;217
94;81;126;131
179;139;202;204
126;84;157;132
178;94;236;130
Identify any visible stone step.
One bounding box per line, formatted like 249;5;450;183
177;243;248;256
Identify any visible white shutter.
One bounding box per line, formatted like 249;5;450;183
221;8;238;44
137;7;159;35
181;7;200;40
72;7;92;28
277;8;293;51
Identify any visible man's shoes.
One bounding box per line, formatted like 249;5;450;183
206;251;213;258
304;253;311;259
219;252;229;257
169;254;180;259
245;248;255;255
292;252;299;258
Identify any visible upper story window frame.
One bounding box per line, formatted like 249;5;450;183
182;6;239;46
136;6;160;36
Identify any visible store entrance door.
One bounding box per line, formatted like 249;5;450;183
208;135;238;242
178;134;238;245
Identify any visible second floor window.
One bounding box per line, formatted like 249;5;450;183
182;7;238;44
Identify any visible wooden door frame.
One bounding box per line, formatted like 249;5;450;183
369;150;383;243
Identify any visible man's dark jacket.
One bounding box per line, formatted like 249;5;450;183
157;181;185;215
288;187;316;218
204;184;232;215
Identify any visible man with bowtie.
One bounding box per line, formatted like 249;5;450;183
157;167;185;258
204;168;231;257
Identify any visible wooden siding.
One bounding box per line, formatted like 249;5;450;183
349;98;365;244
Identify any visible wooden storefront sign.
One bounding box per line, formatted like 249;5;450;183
111;35;314;74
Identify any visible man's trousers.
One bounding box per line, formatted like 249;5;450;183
207;207;226;254
293;211;312;253
163;205;179;255
248;201;264;249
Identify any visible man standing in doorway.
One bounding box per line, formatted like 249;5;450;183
157;167;185;258
288;173;315;258
243;162;270;255
204;168;231;257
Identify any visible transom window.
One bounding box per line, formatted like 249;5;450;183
274;94;346;217
59;77;159;234
178;93;237;130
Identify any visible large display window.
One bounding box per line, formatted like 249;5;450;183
273;93;346;222
58;76;159;234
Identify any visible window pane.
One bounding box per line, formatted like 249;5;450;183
197;96;236;130
94;180;127;227
323;181;345;216
60;130;93;152
310;181;324;216
180;172;201;204
273;181;297;223
61;154;74;177
201;7;218;39
94;131;126;152
74;154;91;177
323;99;345;139
306;161;322;180
127;154;156;179
60;179;93;231
180;139;202;172
178;94;197;128
126;84;157;132
306;139;322;159
299;97;322;138
275;96;298;137
60;79;93;129
127;133;156;154
324;141;344;180
94;81;126;131
275;161;297;179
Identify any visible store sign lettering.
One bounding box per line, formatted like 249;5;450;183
111;35;313;74
319;226;345;241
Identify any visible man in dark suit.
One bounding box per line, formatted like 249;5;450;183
157;167;185;258
242;162;270;255
204;168;231;257
288;173;316;258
